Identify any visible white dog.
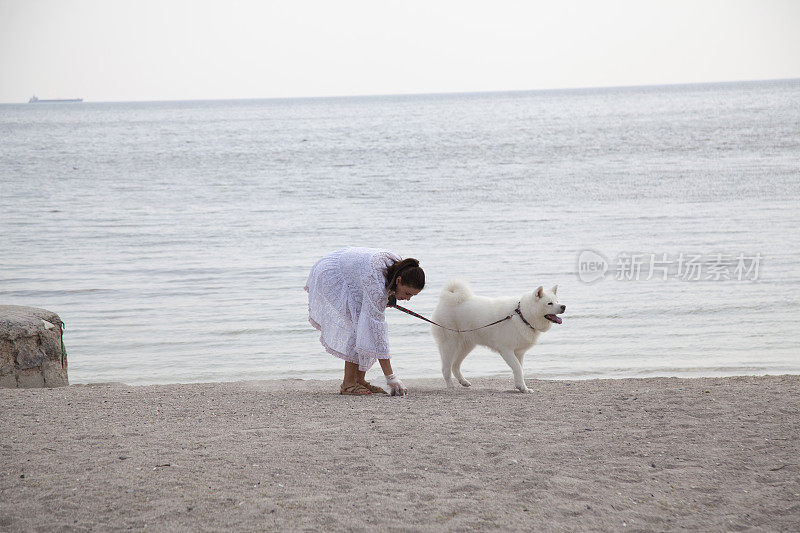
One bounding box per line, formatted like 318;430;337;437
431;280;565;393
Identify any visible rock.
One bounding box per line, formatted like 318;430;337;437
0;305;68;388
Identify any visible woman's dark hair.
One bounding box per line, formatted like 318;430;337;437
385;257;425;305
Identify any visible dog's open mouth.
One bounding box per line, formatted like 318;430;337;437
545;314;563;324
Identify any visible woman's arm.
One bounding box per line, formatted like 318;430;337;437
378;358;393;376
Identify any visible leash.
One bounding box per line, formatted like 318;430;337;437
389;303;534;333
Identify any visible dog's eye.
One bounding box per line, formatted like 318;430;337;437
547;302;553;305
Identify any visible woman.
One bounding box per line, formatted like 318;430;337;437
305;247;425;396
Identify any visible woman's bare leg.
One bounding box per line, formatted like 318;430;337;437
357;364;389;393
343;361;360;388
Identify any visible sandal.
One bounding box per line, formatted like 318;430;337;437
339;383;372;396
360;381;388;394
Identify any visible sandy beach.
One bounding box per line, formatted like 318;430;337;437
1;375;798;532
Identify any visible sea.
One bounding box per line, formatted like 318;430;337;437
1;79;798;385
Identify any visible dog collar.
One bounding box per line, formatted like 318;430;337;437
514;303;536;331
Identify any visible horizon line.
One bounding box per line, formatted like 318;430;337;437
4;76;798;105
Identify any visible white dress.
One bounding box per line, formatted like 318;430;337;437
305;247;401;371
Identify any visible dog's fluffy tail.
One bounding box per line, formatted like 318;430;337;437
439;278;473;305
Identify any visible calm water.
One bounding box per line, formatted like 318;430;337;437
1;80;799;385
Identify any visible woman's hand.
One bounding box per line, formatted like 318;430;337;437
385;373;407;396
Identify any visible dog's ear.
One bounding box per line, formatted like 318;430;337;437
535;286;544;299
551;284;558;295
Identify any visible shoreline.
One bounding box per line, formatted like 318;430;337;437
66;369;800;388
2;375;798;531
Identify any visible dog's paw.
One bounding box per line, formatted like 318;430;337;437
517;385;533;393
458;379;472;387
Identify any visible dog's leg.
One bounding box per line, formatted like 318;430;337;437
438;338;457;388
451;343;475;387
499;350;532;393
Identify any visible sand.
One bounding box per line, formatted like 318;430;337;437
1;374;798;532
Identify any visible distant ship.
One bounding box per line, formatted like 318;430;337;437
28;95;83;103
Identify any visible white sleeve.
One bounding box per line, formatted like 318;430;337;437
353;252;398;359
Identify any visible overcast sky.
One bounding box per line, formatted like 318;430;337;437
1;0;798;103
